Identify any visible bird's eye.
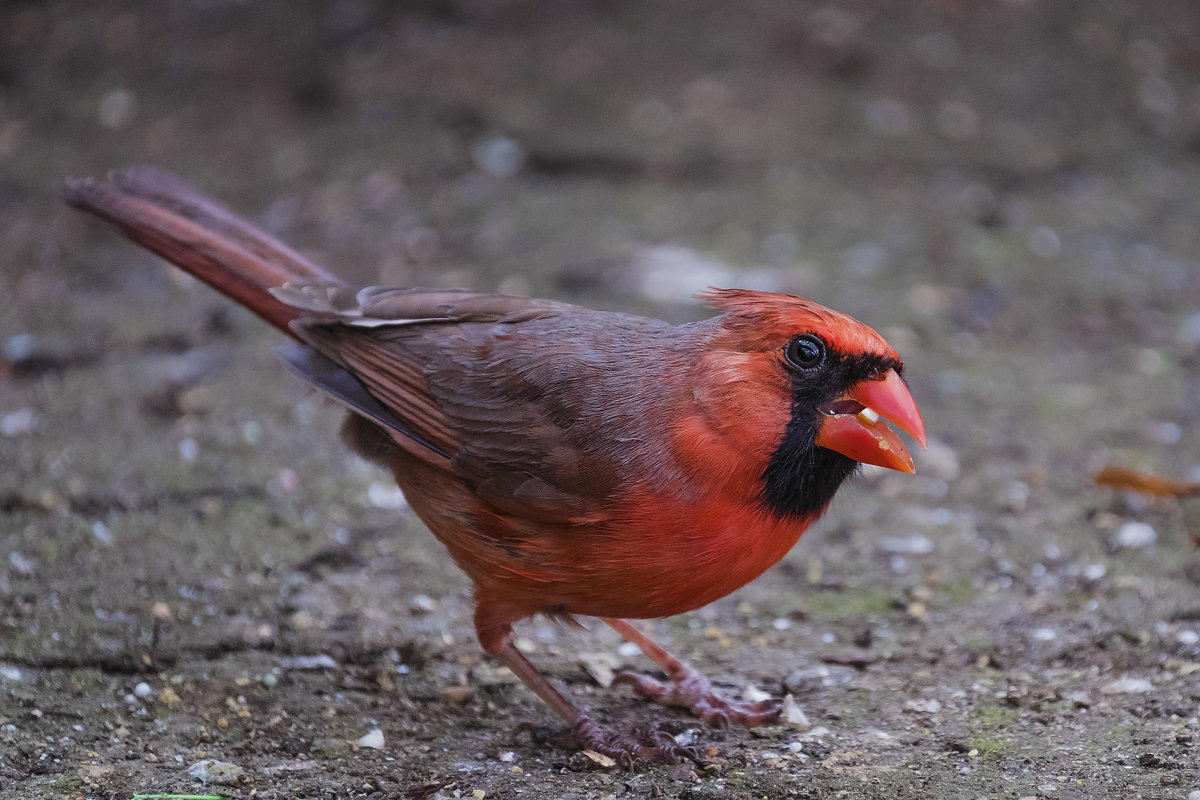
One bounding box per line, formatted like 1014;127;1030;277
785;334;826;370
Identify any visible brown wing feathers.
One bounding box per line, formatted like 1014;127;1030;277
62;168;579;491
64;167;623;520
295;325;462;460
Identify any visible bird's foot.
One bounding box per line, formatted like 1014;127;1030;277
612;665;782;728
516;715;698;766
571;714;700;765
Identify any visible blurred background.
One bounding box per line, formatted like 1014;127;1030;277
3;1;1200;797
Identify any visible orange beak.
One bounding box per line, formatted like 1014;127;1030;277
815;368;927;474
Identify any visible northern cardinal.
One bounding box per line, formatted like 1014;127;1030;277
65;168;926;763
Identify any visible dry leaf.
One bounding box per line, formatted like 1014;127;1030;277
578;652;618;688
1094;466;1200;499
438;685;472;704
582;749;617;768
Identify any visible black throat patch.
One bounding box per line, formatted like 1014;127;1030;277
760;410;859;520
759;351;900;520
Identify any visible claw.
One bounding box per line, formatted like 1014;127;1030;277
612;667;784;728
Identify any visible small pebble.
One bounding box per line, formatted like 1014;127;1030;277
7;552;35;576
98;88;137;129
1032;628;1057;642
409;594;438;613
0;408;37;437
1112;521;1157;549
1141;420;1182;444
1137;348;1167;376
133;682;153;699
438;685;472;704
1101;677;1152;694
367;481;407;509
357;728;385;750
616;641;641;658
178;437;199;462
3;333;34;360
498;751;515;762
472;134;525;177
785;665;856;692
799;725;831;740
279;654;338;670
187;759;244;786
91;521;113;544
904;698;943;714
744;684;772;703
877;534;934;555
1028;226;1061;259
241;420;262;445
673;728;699;747
275;467;299;492
781;694;809;730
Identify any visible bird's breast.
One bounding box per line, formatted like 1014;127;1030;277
575;488;819;619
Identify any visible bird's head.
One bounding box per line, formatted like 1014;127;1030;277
697;288;927;518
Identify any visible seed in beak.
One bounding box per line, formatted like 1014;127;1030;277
857;406;880;424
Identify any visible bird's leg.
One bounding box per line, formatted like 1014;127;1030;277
603;617;783;728
477;611;693;764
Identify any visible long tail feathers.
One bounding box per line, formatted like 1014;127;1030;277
63;167;344;339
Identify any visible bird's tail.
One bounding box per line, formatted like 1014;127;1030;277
63;166;343;339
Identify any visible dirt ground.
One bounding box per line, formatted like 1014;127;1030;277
3;1;1200;798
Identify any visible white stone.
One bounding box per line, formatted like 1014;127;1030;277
1101;677;1152;695
781;694;810;730
187;759;244;785
357;728;385;750
1112;521;1157;549
877;534;934;555
0;408;37;437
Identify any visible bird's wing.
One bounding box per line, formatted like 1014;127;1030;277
277;285;666;523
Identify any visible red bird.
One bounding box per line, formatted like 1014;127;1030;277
66;168;926;762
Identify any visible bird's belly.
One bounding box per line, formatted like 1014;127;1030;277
441;488;815;621
381;442;817;622
554;493;818;619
